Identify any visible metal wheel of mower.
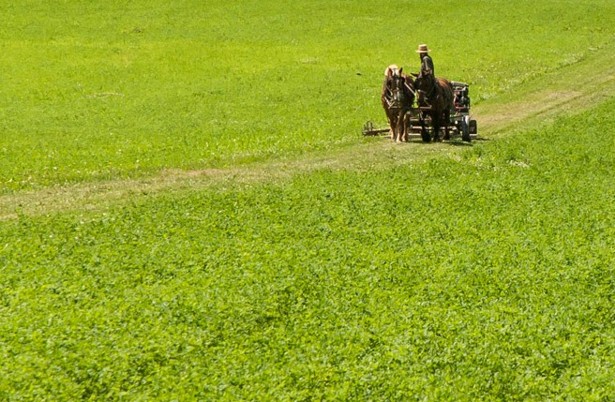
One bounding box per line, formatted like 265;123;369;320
461;116;471;142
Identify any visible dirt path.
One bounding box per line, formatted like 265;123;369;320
1;45;614;221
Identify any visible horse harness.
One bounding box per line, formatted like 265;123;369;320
385;74;412;110
417;75;439;108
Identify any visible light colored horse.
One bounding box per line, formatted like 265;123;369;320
381;65;415;142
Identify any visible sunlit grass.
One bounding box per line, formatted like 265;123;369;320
1;95;614;400
1;1;614;399
1;0;614;191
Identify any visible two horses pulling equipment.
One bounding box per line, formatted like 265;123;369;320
364;66;478;142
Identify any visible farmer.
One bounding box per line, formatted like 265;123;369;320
416;44;434;77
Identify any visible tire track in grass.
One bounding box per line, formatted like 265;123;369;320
477;45;615;134
1;43;614;221
0;143;440;221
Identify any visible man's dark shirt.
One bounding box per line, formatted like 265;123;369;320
421;54;434;76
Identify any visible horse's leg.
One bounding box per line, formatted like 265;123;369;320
388;110;396;140
420;112;430;142
383;104;393;139
395;110;404;143
402;110;408;142
396;110;403;142
432;113;441;142
394;112;400;143
393;111;400;142
443;109;451;141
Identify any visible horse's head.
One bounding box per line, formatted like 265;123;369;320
384;65;414;108
385;65;404;88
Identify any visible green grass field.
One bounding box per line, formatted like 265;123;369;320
2;0;614;191
1;0;614;400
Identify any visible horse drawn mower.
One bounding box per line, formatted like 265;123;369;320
363;78;478;142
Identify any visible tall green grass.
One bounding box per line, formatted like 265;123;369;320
1;96;613;400
1;0;614;191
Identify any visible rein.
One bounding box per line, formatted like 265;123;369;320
404;81;416;98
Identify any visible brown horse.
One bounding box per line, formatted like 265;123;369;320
413;73;454;142
381;65;415;142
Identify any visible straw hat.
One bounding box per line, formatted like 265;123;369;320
415;44;431;53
